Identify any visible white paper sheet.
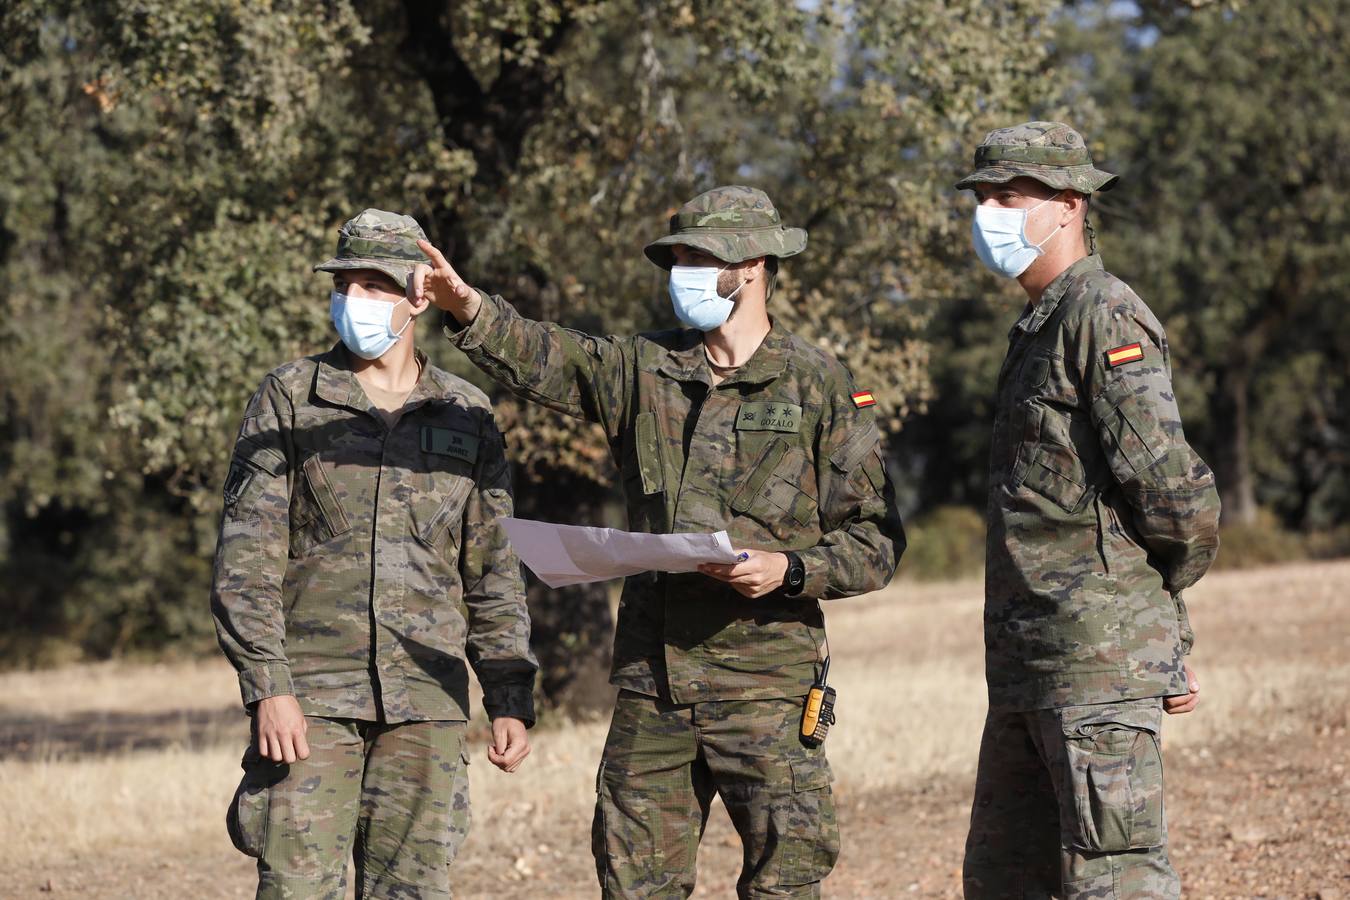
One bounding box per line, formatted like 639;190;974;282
499;517;743;588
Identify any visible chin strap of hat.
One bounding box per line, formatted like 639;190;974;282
1084;215;1099;255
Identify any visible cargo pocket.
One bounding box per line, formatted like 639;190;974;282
775;756;841;886
590;761;611;890
447;734;472;866
289;453;351;556
1062;706;1165;852
731;438;818;541
226;745;286;859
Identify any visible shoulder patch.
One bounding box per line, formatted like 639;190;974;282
850;390;876;409
1105;342;1145;368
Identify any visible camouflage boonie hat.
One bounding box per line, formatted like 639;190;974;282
955;121;1118;194
313;209;429;289
643;185;807;270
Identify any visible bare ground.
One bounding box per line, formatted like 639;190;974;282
3;561;1348;898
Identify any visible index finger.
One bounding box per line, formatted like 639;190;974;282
417;238;452;270
408;263;428;302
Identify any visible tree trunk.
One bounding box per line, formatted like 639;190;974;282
1211;364;1258;526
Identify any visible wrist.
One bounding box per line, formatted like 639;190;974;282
782;551;806;597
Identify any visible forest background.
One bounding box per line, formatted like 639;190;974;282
2;0;1346;710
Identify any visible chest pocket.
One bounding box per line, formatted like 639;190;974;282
730;437;818;541
1020;405;1089;513
634;411;665;496
412;424;482;552
290;453;352;557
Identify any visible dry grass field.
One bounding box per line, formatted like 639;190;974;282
2;560;1347;898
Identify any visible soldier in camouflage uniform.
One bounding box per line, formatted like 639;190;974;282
211;209;539;900
410;186;905;898
955;123;1221;898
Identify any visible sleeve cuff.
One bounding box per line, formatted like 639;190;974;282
482;682;537;729
238;661;294;707
442;288;501;351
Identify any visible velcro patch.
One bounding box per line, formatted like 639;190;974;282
850;390;876;408
421;426;479;463
735;402;802;433
1106;342;1145;368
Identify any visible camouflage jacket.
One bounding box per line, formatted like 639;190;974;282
445;292;905;704
210;344;537;725
985;255;1220;710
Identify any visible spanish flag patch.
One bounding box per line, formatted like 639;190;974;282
1105;342;1145;368
851;390;877;408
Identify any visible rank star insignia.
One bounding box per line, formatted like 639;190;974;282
1106;342;1145;368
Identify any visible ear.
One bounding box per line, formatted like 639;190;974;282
407;286;433;317
1060;191;1088;226
741;256;767;282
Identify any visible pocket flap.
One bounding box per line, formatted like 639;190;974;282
237;434;287;477
790;756;832;792
829;422;878;474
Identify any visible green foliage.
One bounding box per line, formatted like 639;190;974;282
902;0;1350;537
1;0;1066;669
896;505;986;582
1210;508;1309;570
1063;0;1350;526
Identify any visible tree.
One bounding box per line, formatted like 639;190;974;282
1064;0;1350;526
0;1;1065;698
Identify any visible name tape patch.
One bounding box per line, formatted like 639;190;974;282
421;426;480;463
735;402;802;433
850;390;876;409
1105;342;1145;368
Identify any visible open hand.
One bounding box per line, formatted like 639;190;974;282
698;550;789;599
1164;664;1200;715
487;716;531;773
255;694;310;763
410;239;481;323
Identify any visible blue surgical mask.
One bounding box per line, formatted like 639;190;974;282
330;290;411;360
971;194;1064;278
668;265;745;331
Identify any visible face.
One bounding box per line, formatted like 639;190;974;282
332;268;404;301
970;177;1080;246
332;268;412;333
671;245;759;298
970;176;1062;209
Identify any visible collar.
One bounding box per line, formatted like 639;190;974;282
314;343;435;412
1015;254;1103;335
656;321;792;388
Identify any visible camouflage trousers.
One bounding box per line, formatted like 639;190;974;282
226;716;470;900
962;698;1178;899
592;690;839;900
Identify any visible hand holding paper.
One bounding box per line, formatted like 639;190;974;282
498;517;743;588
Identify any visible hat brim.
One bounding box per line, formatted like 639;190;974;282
954;162;1118;194
643;226;808;270
313;257;418;290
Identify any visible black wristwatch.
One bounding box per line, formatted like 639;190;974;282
782;551;806;597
